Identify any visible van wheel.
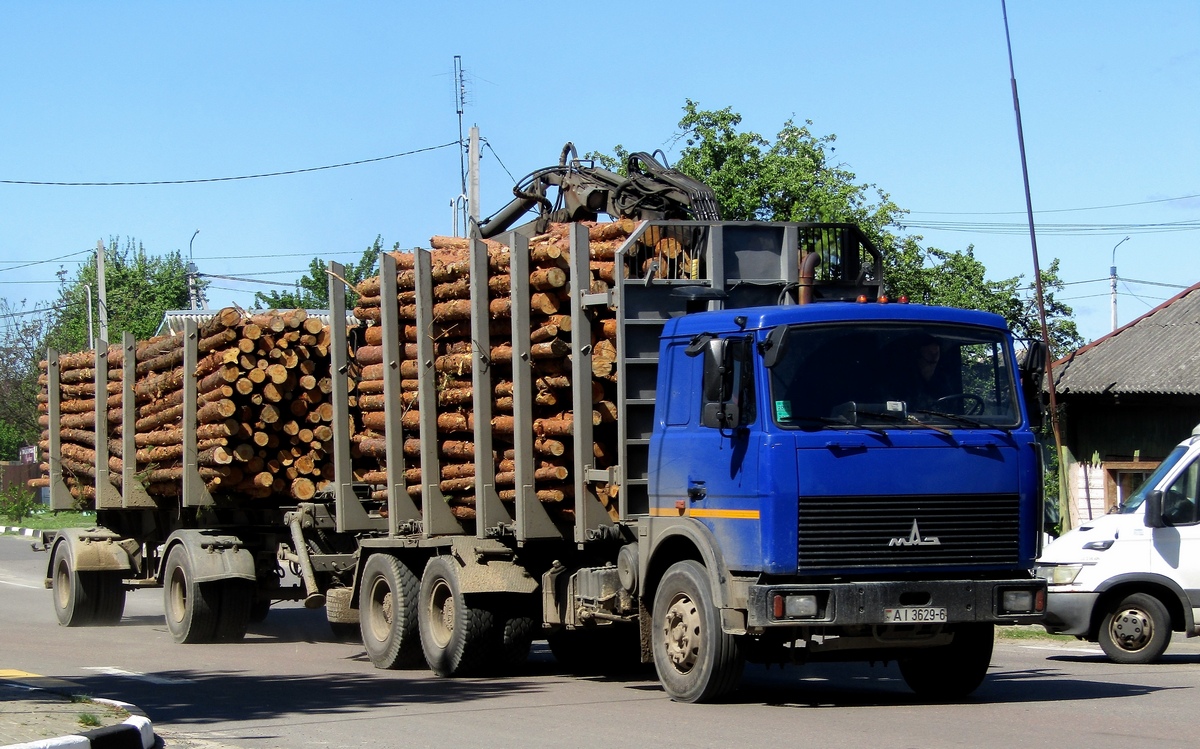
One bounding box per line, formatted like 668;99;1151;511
1098;592;1171;664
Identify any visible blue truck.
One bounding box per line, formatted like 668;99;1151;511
41;164;1047;704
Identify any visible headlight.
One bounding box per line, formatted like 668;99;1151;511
1035;564;1083;585
1082;539;1115;551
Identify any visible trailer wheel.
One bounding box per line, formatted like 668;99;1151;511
51;541;97;627
418;556;497;677
325;587;360;642
163;545;218;644
92;571;127;625
899;623;994;701
360;554;421;668
212;579;253;643
494;597;536;672
1098;592;1171;664
651;560;744;703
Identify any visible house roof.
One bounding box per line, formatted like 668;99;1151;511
1052;282;1200;396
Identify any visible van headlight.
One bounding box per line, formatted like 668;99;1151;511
1035;564;1083;585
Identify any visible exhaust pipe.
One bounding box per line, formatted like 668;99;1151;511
799;251;821;305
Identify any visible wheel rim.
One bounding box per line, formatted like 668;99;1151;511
367;577;393;642
167;565;187;625
54;558;71;610
1109;607;1154;652
427;578;454;648
661;592;701;674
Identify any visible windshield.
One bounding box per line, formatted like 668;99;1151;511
1119;445;1189;513
768;322;1020;429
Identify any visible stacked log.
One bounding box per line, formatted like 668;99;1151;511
34;308;340;505
349;220;643;528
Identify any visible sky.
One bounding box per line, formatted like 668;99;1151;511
1;1;1196;345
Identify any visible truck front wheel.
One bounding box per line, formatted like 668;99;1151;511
359;554;421;669
1098;592;1171;664
898;623;994;701
651;560;744;703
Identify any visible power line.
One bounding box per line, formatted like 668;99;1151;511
0;141;459;187
909;191;1200;216
901;218;1200;236
0;250;92;273
197;273;294;287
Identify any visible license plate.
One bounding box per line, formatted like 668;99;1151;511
883;607;948;623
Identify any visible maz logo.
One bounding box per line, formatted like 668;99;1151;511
889;519;941;547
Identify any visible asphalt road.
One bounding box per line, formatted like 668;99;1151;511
2;534;1198;749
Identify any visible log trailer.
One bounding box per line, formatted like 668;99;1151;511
38;150;1048;703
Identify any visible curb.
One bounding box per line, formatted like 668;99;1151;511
0;528;39;538
1;697;154;749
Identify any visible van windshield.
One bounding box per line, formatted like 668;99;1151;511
1119;445;1189;513
767;322;1020;429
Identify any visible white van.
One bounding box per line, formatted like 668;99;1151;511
1036;425;1200;663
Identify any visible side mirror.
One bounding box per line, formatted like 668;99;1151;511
1020;341;1049;376
1143;490;1166;528
699;336;754;429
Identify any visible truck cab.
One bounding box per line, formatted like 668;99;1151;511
1036;425;1200;662
642;300;1047;700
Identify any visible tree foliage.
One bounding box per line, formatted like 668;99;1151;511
45;237;197;354
0;298;53;459
596;100;1082;355
252;237;385;311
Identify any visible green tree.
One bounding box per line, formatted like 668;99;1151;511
596;101;1082;355
45;238;197;354
0;298;53;459
253;237;385;310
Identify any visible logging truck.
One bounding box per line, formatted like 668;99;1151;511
36;152;1049;703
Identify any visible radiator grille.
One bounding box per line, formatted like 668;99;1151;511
797;493;1021;570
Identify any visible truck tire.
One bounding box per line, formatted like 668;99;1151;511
899;623;994;700
418;556;498;677
92;571;127;625
494;597;536;672
651;560;744;703
163;545;218;644
212;579;253;643
1098;592;1171;664
325;586;361;642
360;554;422;669
51;541;97;627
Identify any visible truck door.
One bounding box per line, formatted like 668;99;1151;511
649;335;763;570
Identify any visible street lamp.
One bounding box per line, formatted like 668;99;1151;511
1110;236;1130;332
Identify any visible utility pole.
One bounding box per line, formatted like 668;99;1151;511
468;125;481;237
1110;235;1130;332
96;240;108;343
188;230;201;311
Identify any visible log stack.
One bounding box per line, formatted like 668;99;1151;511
349;220;640;528
34;308;340;505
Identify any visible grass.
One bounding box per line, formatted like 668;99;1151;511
77;712;102;728
0;509;96;531
996;624;1076;643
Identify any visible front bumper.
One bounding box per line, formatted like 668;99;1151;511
746;578;1047;628
1041;590;1099;636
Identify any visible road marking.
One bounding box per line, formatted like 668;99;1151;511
0;579;42;590
0;669;41;678
82;666;193;684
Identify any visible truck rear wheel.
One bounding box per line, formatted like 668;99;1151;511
418;556;497;676
899;623;994;700
651;560;744;703
1098;592;1171;664
51;541;96;627
212;579;253;643
92;571;127;625
360;554;421;668
163;545;218;644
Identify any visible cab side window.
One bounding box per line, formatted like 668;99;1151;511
1163;460;1199;526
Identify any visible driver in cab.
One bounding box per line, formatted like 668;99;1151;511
891;334;946;410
